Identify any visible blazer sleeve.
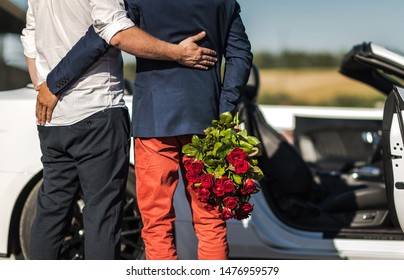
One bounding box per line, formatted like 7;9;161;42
220;2;253;116
46;1;140;95
46;26;111;95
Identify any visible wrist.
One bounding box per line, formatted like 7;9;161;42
167;43;184;62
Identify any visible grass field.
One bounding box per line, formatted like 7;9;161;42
257;68;387;107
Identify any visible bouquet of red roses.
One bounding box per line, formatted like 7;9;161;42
182;112;264;220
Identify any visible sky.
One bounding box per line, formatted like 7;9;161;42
9;0;404;54
237;0;404;53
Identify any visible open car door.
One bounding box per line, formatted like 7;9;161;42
341;42;404;232
383;86;404;232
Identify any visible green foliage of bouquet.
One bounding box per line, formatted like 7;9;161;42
182;112;264;220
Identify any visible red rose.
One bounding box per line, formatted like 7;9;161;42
234;160;250;174
190;160;204;174
244;179;257;194
185;172;200;183
223;196;239;210
226;148;248;164
197;187;211;202
213;184;225;197
223;179;235;194
183;158;195;172
221;208;234;220
200;173;214;188
235;202;254;220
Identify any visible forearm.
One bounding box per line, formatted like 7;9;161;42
110;26;181;61
46;26;111;95
220;58;252;114
25;56;38;87
220;2;253;115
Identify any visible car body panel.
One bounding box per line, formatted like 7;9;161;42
0;171;36;254
0;87;41;255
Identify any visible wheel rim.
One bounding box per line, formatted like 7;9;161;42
59;193;144;260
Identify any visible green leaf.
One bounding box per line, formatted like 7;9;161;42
232;174;243;185
212;142;223;156
206;167;215;174
195;151;204;160
231;136;238;146
247;136;261;146
214;165;226;178
220;128;233;140
240;140;254;153
191;135;201;145
182;144;199;157
205;158;225;168
237;129;248;140
219;112;233;125
203;127;213;135
253;166;265;180
212;129;220;139
217;145;231;159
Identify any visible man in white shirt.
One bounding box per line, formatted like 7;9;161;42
21;0;216;260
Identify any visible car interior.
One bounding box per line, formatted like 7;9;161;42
238;42;404;239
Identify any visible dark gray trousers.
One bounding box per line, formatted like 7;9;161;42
29;108;130;260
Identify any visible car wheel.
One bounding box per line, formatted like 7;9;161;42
19;166;145;259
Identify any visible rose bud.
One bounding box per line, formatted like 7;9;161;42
244;179;257;194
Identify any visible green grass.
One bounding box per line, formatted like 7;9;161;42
257;69;387;107
124;65;387;108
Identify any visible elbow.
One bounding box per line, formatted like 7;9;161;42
109;31;124;48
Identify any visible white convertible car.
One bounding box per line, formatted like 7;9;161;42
2;1;404;260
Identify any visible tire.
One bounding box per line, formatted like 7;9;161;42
19;166;145;260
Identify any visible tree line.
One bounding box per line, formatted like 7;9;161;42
253;50;344;69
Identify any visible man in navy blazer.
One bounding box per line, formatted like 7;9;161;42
44;0;252;260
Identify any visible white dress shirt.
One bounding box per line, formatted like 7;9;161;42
21;0;135;126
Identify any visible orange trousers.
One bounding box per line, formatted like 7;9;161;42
134;136;229;260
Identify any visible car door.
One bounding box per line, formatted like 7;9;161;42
341;42;404;233
382;85;404;232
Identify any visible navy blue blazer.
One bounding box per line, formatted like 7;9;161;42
46;0;252;138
